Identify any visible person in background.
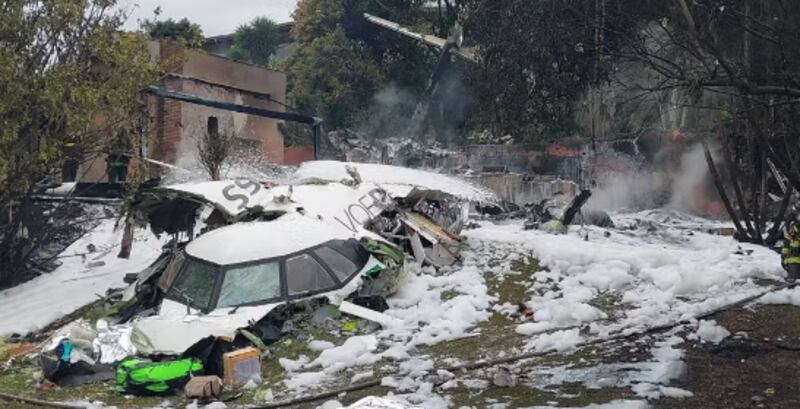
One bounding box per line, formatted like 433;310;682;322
782;211;800;282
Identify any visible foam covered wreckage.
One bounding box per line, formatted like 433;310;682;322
76;162;498;394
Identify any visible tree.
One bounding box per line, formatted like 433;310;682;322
197;118;235;181
286;0;436;130
600;0;800;244
463;0;664;143
229;17;281;66
0;0;160;285
143;17;204;47
286;28;385;128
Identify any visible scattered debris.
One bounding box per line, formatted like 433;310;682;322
12;161;501;403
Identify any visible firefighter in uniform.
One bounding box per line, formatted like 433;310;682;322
782;213;800;282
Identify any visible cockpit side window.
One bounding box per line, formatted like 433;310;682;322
325;239;370;267
167;259;218;310
285;253;336;296
314;246;359;282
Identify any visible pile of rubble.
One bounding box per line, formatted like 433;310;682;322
323;129;462;169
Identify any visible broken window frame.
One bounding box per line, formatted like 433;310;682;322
164;239;372;312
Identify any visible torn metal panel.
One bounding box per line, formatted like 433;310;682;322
408;231;426;267
401;212;460;247
400;211;461;267
424;243;458;266
131;300;277;355
130;180;279;235
266;183;395;237
339;301;403;328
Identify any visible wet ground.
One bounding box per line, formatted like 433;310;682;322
655;304;800;409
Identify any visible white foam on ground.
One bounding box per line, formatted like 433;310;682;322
758;286;800;306
695;320;731;344
0;218;163;336
465;209;782;337
19;205;779;407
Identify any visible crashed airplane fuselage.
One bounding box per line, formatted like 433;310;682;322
130;214;402;354
122;161;498;356
132;161;497;266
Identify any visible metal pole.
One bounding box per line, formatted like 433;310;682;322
312;119;322;160
146;86;317;125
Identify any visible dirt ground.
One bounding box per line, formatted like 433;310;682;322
655;304;800;409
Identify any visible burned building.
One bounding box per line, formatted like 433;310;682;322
77;40;289;183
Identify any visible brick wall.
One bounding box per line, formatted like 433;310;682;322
284;146;314;165
149;75;184;165
159;41;287;166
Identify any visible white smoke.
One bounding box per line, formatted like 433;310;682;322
587;171;667;211
668;143;713;212
356;71;474;143
357;83;418;139
587;141;717;214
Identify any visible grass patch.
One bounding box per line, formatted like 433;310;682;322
447;383;559;408
556;383;634;406
0;366;171;408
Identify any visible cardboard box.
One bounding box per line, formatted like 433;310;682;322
222;347;262;387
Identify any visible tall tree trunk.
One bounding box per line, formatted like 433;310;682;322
117;218;134;259
703;139;749;239
723;136;757;239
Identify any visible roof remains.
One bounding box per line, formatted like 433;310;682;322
186;214;359;265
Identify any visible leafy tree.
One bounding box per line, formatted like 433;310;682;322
286;28;385;128
0;0;160;285
291;0;345;44
229;17;281;66
144;17;204;47
287;0;438;130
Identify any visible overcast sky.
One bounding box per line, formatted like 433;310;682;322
119;0;299;36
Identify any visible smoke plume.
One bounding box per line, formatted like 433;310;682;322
587;141;720;215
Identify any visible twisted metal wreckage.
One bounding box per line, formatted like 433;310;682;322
37;161;499;391
123;161;497;353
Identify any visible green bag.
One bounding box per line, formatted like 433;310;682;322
116;357;203;396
